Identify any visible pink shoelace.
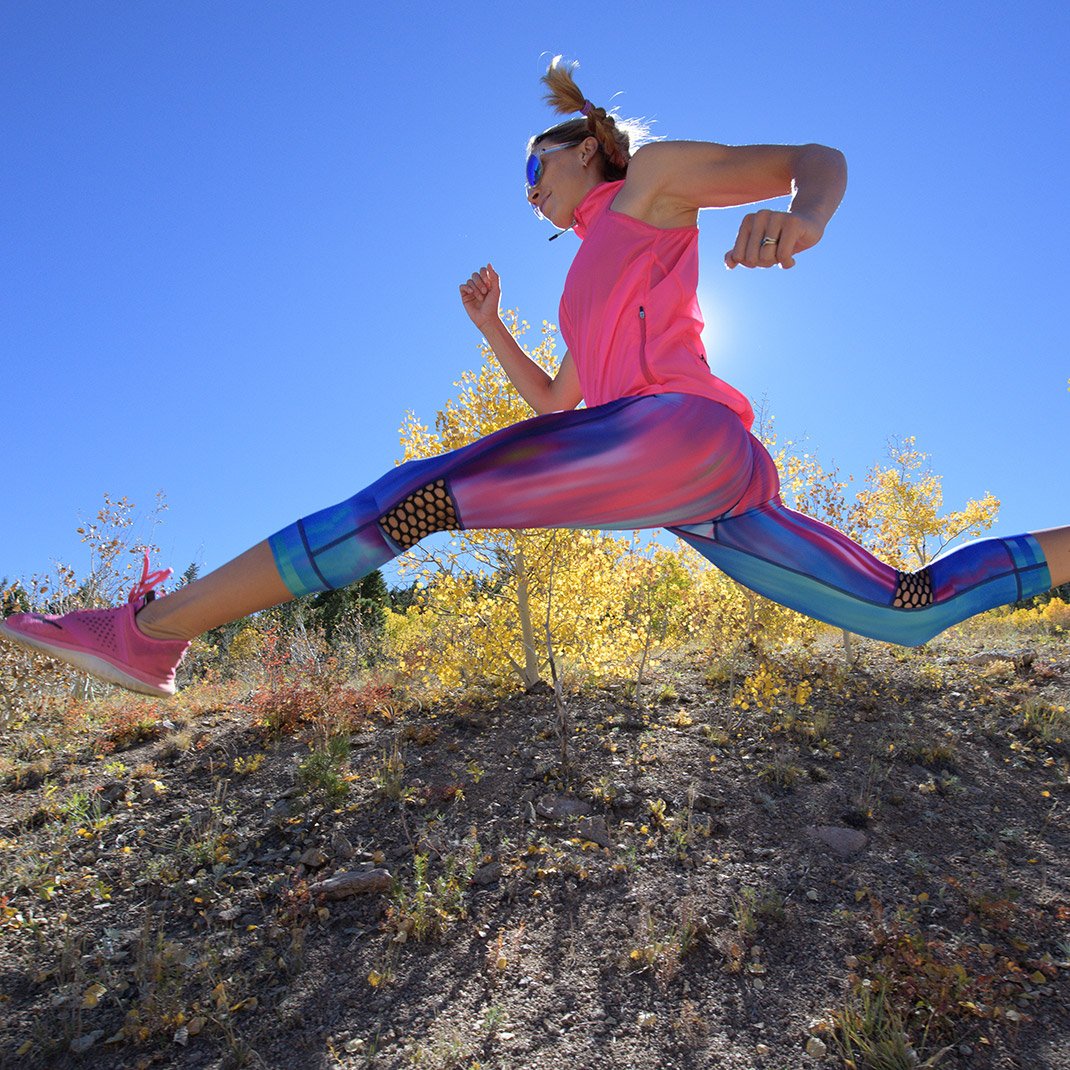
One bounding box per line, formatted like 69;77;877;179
128;551;173;605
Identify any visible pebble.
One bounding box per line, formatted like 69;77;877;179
473;862;503;886
331;832;355;860
576;816;612;848
69;1031;103;1055
100;781;128;805
755;1043;771;1056
309;868;391;899
806;825;868;859
805;1036;827;1058
690;791;721;813
300;847;328;868
536;794;593;820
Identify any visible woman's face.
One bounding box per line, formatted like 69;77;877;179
525;136;600;229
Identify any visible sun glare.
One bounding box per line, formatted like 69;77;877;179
697;285;736;372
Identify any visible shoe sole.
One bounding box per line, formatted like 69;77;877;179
0;620;176;698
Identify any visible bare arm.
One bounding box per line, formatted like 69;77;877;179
460;264;583;414
619;140;847;269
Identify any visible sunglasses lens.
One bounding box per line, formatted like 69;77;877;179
525;154;541;189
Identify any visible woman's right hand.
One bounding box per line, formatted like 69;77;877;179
459;263;501;330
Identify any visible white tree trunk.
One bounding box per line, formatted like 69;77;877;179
514;551;542;688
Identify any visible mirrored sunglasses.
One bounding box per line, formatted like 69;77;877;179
525;141;580;190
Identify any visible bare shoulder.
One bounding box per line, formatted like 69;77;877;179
612;143;707;229
618;140;802;222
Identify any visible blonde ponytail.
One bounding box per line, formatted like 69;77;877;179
533;56;649;181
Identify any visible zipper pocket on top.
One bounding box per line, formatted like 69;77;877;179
638;305;655;384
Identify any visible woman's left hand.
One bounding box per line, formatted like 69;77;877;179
724;209;824;270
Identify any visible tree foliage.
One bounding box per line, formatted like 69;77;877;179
851;436;1000;569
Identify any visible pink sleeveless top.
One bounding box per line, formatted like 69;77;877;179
559;180;754;429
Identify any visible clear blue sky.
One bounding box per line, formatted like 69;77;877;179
2;2;1067;589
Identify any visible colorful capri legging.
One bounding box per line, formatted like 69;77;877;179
268;393;1051;646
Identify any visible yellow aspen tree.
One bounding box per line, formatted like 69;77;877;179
850;436;1000;569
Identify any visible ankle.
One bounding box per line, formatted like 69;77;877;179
135;605;191;643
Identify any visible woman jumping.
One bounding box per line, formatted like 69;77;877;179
2;58;1067;697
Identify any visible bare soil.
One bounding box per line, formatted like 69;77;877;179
1;629;1068;1070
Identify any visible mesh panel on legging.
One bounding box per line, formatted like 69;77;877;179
892;568;934;609
378;480;459;549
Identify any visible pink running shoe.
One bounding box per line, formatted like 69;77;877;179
0;552;190;697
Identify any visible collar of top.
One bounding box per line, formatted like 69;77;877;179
570;180;625;240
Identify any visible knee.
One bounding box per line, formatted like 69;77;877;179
378;479;459;549
892;567;934;609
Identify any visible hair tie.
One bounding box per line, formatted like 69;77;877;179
580;100;594;117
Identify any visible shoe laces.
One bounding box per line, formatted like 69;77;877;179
128;551;173;605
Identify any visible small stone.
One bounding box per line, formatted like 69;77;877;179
576;816;612;848
958;1043;973;1056
70;1031;104;1055
310;868;391;899
805;1036;827;1058
473;862;503;886
300;847;328;868
136;781;158;802
806;889;821;902
331;832;356;860
344;1038;365;1054
637;1011;657;1031
756;1043;771;1056
806;825;868;859
100;781;128;805
691;791;722;813
536;794;593;820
